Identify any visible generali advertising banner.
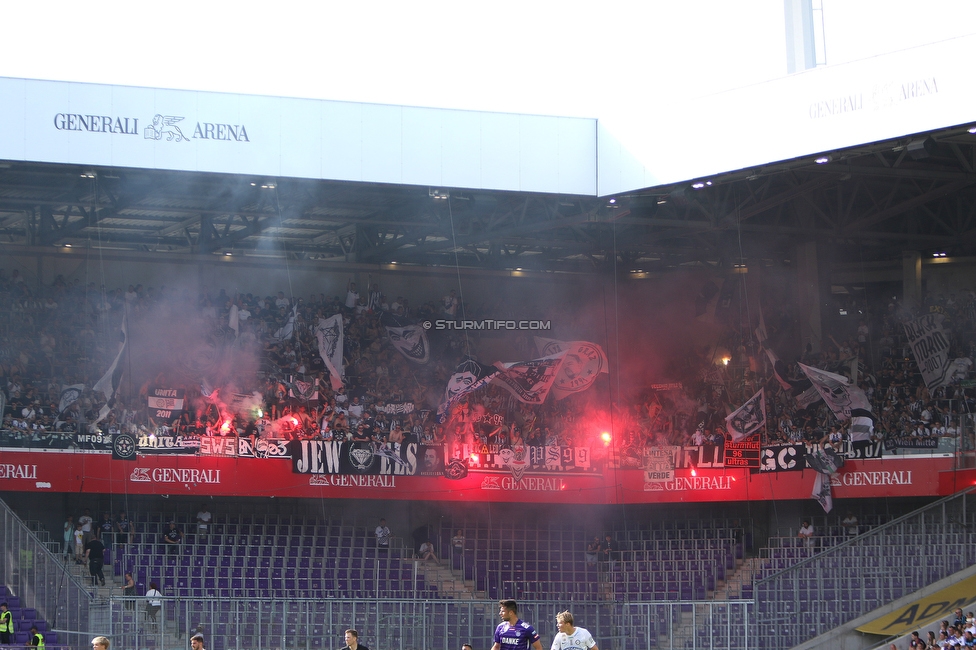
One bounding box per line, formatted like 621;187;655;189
0;451;957;504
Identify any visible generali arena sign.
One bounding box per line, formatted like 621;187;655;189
0;451;963;504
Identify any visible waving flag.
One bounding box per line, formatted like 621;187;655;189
725;388;766;441
491;351;567;405
58;384;86;416
272;305;298;341
534;338;608;399
437;358;499;421
315;315;344;391
384;321;430;364
798;362;874;441
94;313;128;423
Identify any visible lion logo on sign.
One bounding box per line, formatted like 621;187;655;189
144;115;190;142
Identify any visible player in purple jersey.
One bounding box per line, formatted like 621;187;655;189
492;599;542;650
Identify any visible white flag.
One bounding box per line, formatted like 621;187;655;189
725;388;766;441
272;305;298;341
93;313;128;423
534;338;609;399
315;315;344;391
228;303;239;337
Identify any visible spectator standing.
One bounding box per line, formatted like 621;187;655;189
375;519;391;550
162;522;184;555
798;521;814;548
600;534;615;563
345;281;359;312
73;522;85;564
98;512;115;549
196;504;212;539
78;508;93;535
841;512;859;536
451;529;465;554
122;572;136;610
585;536;601;566
115;511;134;546
62;515;74;561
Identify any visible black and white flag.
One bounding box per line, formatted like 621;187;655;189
534;338;608;399
491;351;567;405
798;363;872;421
904;313;952;390
272;305;298;341
765;348;820;409
806;446;845;513
289;376;319;402
315;315;344;391
725;388;766;441
385;323;430;364
437;358;499;422
93;313;128;423
58;384;86;415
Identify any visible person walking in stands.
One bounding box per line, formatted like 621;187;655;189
85;532;106;586
491;599;542;650
551;611;599;650
0;602;13;644
29;625;44;650
339;629;369;650
145;582;163;629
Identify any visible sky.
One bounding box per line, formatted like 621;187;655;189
8;1;972;118
2;1;974;188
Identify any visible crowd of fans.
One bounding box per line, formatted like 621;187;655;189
1;266;975;460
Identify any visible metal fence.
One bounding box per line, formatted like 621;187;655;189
103;597;754;650
754;486;976;649
0;498;94;648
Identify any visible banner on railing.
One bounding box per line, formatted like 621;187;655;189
886;437;939;449
756;444;807;473
462;443;596;474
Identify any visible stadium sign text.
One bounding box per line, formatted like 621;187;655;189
129;467;221;484
0;464;37;479
54;113;139;134
309;475;396;488
831;470;912;487
644;476;733;492
52;113;249;142
480;476;564;491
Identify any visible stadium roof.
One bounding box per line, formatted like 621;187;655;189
2;34;976;276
